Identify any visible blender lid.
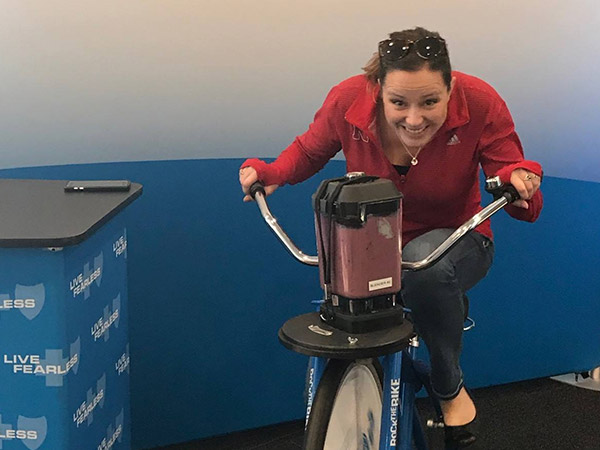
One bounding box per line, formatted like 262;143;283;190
312;175;402;223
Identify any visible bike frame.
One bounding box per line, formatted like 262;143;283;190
305;338;428;449
304;301;429;450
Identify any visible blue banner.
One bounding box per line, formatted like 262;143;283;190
0;219;131;449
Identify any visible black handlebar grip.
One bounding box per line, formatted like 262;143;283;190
501;184;521;203
485;177;521;203
249;182;265;199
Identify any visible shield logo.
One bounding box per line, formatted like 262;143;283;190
70;337;81;374
16;416;47;450
84;387;96;426
122;230;128;259
93;252;104;287
82;251;103;299
102;305;112;342
0;293;8;324
97;373;107;408
16;284;45;321
125;343;130;374
115;409;125;443
113;294;121;328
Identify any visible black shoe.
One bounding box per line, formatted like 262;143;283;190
444;416;478;449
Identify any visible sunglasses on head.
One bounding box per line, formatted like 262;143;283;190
378;36;447;61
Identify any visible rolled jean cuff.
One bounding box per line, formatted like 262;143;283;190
432;377;464;401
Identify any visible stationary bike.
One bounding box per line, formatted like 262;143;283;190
250;174;519;449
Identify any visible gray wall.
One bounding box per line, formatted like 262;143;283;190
0;0;599;181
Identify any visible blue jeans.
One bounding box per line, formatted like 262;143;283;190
401;229;494;400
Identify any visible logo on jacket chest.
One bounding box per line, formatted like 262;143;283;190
446;133;460;145
352;126;370;143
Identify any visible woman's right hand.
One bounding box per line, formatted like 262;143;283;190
239;166;279;202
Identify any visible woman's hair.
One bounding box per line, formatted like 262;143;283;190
362;27;452;90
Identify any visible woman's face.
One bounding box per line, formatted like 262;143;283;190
380;67;454;148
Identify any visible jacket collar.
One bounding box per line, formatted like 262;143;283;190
344;80;380;139
443;73;470;130
345;73;470;136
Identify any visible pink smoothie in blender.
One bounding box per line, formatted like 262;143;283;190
313;174;403;301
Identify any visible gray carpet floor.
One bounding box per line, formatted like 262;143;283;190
155;377;600;450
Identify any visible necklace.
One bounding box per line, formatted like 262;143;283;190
400;140;423;166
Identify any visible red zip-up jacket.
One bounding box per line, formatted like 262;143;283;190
243;72;543;244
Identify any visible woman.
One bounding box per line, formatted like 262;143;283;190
239;27;542;448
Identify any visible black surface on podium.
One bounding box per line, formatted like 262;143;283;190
0;179;142;247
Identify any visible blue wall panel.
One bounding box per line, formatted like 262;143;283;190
0;159;598;448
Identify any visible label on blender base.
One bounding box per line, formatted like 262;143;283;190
368;277;393;291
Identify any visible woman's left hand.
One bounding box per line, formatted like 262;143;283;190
509;168;542;209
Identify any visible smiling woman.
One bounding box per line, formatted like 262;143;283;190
367;30;455;168
376;69;453;165
238;26;543;449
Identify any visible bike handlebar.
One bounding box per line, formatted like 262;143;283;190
251;182;319;266
249;177;518;271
